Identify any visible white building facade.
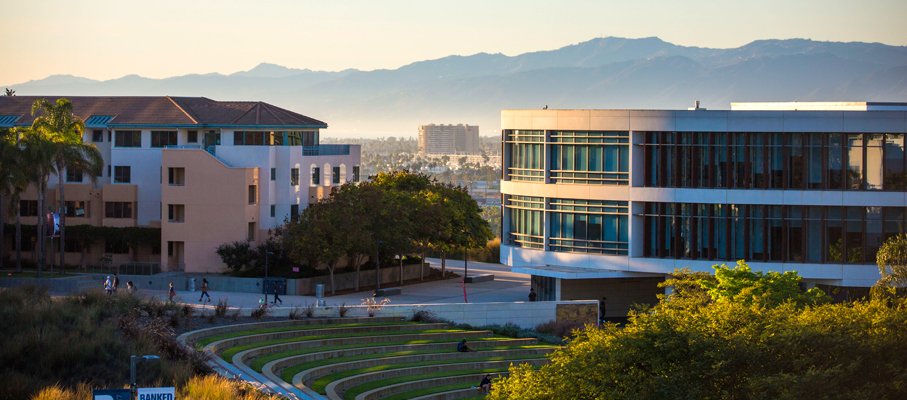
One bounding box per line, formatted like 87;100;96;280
501;103;907;316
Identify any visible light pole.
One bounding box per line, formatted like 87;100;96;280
374;240;383;296
130;355;160;399
463;231;471;303
264;251;273;304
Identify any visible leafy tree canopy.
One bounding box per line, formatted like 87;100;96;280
698;260;832;307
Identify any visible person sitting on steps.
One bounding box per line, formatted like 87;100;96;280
480;374;493;394
457;339;476;352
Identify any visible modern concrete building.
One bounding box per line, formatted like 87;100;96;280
0;96;360;273
500;102;907;316
418;124;480;155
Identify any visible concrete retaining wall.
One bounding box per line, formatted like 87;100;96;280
0;277;80;292
293;263;431;295
214;300;598;329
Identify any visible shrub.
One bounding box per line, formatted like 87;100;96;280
410;307;437;322
303;302;315;318
362;298;390;317
214;298;229;318
250;307;268;320
338;302;350;318
535;320;585;339
230;307;241;321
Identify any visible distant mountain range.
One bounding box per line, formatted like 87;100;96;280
6;37;907;136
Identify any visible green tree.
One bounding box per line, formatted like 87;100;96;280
19;127;57;276
481;205;502;238
874;234;907;297
698;260;831;307
32;98;103;274
5;129;32;272
3;88;14;96
489;267;906;400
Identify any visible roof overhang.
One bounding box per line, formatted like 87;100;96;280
511;265;665;280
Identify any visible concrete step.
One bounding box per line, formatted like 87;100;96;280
209;323;452;356
410;387;485;400
354;372;512;400
292;344;550;387
328;358;548;400
182;316;405;346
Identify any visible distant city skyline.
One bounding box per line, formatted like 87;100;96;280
2;0;905;85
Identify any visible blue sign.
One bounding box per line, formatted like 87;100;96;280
92;389;131;400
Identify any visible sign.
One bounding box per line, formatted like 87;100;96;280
45;213;60;238
293;267;299;272
137;387;175;400
92;389;130;400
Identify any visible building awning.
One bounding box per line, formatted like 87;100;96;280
0;115;21;127
84;115;115;128
511;264;664;280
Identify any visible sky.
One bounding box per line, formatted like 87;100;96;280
2;0;906;85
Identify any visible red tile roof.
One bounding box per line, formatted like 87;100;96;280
0;96;327;128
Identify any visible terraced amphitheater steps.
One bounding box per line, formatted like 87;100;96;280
302;348;554;394
274;338;541;383
185;316;406;347
211;323;452;357
195;320;419;349
409;388;487;400
218;330;492;364
351;371;513;400
330;359;548;400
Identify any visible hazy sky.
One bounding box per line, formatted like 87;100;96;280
2;0;905;85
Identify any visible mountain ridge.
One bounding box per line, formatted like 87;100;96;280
5;36;906;136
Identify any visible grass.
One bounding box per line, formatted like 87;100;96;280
379;382;475;400
193;321;420;348
30;375;280;400
257;336;522;373
219;329;467;361
310;354;548;394
342;367;511;400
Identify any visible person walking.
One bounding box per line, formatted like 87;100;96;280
272;281;282;306
104;276;112;298
168;283;176;303
599;297;607;324
198;278;211;302
528;288;537;302
112;273;120;295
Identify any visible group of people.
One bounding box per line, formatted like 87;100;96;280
103;274;135;297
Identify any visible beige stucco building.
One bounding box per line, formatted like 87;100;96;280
0;96;360;273
418;123;480;154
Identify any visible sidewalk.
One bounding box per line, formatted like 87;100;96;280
144;259;532;311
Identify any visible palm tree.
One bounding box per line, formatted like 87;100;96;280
31;98;100;275
6;129;32;273
19;127;57;277
4;88;14;96
0;128;16;265
875;234;907;297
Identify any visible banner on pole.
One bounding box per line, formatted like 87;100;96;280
92;389;130;400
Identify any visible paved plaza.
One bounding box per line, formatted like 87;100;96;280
144;259;532;311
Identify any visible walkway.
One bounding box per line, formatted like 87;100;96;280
145;259;531;311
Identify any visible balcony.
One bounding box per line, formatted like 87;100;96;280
303;145;350;156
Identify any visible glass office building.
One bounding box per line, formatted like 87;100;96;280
501;103;907;315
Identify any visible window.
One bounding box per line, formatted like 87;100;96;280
352;166;360;182
64;237;82;253
233;131;283;146
168;204;185;223
548;198;629;255
548;131;630;185
187;130;198;143
505;196;544;250
290;205;299;222
332;166;340;184
270;168;276;181
248;222;256;241
105;238;129;254
105;202;133;219
151;131;178;148
311;167;320;185
504;130;544;182
92;130;103;142
20;200;38;217
107;165;111;178
168;167;185;186
114;166;131;183
66;168;83;183
248;185;257;205
64;201;88;217
115;131;141;147
291;168;299;186
167;241;174;257
270;205;276;217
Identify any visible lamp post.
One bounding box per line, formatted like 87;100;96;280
463;231;471;303
264;251;273;304
374;240;383;296
130;355;160;399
